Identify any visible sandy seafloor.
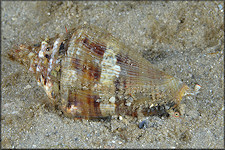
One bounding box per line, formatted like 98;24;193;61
1;1;224;149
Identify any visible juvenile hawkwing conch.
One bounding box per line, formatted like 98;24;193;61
8;25;199;119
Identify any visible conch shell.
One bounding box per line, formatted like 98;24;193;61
9;25;196;119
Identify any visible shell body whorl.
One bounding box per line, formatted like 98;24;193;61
9;25;191;119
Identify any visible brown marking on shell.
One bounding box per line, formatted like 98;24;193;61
88;63;101;80
64;90;102;119
71;58;81;71
82;37;106;57
82;60;101;81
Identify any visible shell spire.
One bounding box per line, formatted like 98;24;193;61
8;44;35;69
9;25;198;119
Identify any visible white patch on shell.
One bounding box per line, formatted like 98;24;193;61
38;75;53;99
99;103;116;116
55;59;61;64
52;38;60;57
39;41;48;58
94;59;100;64
36;65;41;72
100;48;121;85
67;33;79;56
125;96;133;106
38;51;44;58
48;38;61;73
37;81;42;86
76;47;82;55
28;52;35;59
109;96;116;103
125;102;131;106
67;105;81;114
48;59;53;73
29;66;34;72
61;70;78;87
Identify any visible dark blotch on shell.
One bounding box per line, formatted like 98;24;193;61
59;42;65;55
45;54;50;59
